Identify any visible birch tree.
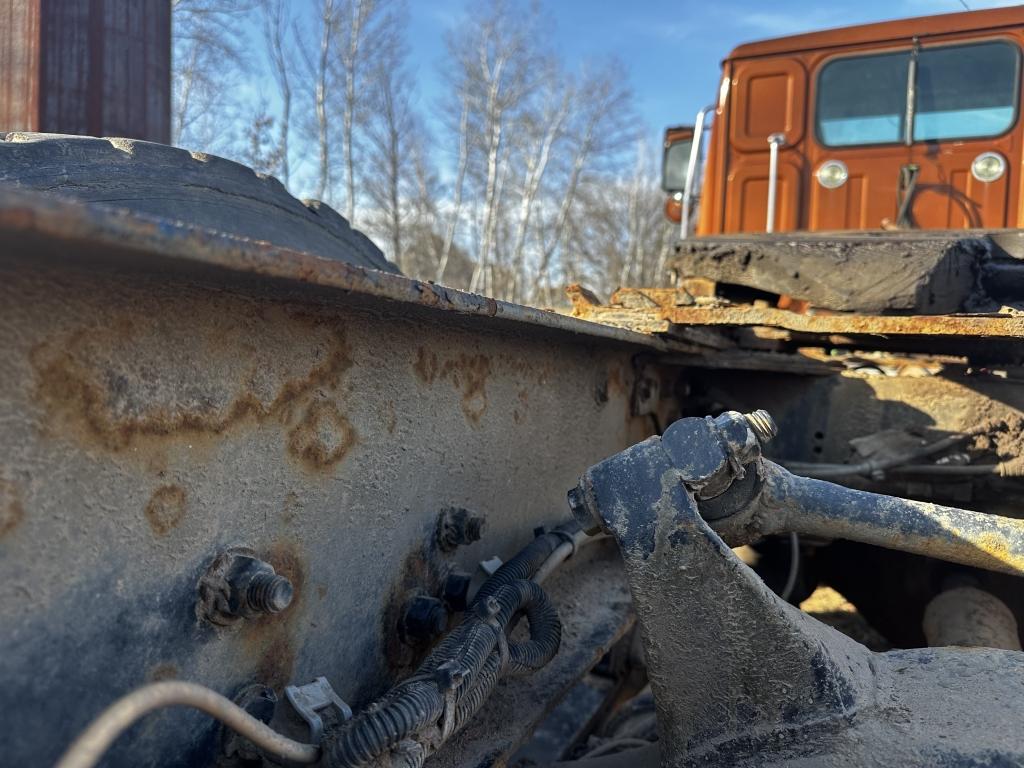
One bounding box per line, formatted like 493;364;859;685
260;0;293;186
444;0;545;294
171;0;251;151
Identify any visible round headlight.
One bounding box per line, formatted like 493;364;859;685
971;152;1006;183
816;160;848;189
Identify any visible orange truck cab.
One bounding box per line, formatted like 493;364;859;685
664;6;1024;236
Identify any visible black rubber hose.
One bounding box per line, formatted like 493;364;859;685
330;680;444;768
327;525;570;768
471;523;578;608
453;651;503;729
490;579;562;674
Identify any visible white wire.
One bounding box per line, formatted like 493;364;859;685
54;681;320;768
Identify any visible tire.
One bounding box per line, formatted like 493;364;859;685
0;132;398;274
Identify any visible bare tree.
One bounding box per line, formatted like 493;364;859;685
436;90;471;283
308;0;337;200
240;102;285;176
260;0;293;186
171;0;252;151
534;61;636;302
444;0;545;294
363;35;417;268
506;69;571;301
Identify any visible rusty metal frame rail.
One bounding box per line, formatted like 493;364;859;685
0;189;697;354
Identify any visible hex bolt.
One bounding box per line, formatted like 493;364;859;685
245;572;294;615
401;595;449;644
436;508;486;552
197;548;295;626
441;570;472;612
744;409;778;446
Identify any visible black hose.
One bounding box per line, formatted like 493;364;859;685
330;680;444;768
328;578;561;768
490;579;562;674
471;523;578;607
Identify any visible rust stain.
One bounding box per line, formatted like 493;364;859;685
264;540;307;605
442;354;490;426
0;480;24;539
317;584;327;600
287;400;356;470
384;400;397;434
975;531;1024;573
144;484;187;536
413;347;440;385
252;632;297;691
412;349;492;427
147;663;179;682
243;541;306;690
29;308;356;471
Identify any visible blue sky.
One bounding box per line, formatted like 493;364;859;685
396;0;1018;141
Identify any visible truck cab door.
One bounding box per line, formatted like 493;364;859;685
723;58;807;233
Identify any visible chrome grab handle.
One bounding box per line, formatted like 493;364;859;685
680;103;715;239
766;132;786;233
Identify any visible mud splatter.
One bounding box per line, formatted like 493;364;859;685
144;485;187;536
443;354;491;425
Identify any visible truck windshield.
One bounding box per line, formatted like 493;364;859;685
816;40;1020;147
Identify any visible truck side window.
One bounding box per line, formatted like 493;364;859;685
817;51;909;146
914;41;1019;142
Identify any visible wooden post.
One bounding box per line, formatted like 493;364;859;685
0;0;170;143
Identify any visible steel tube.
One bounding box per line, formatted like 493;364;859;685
765;133;786;233
680;104;715;239
54;681;320;768
746;461;1024;576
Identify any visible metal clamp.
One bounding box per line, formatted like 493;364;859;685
284;676;352;745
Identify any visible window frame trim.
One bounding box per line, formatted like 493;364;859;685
812;36;1023;150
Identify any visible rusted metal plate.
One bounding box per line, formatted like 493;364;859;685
0;193;657;766
568;285;1024;361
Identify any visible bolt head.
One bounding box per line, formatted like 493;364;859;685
442;571;472;612
402;595;449;644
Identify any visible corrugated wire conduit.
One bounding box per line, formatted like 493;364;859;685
55;524;579;768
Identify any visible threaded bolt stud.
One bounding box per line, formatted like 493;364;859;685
246;572;294;614
744;410;778;446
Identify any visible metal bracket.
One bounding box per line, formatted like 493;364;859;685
284;676;352;745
